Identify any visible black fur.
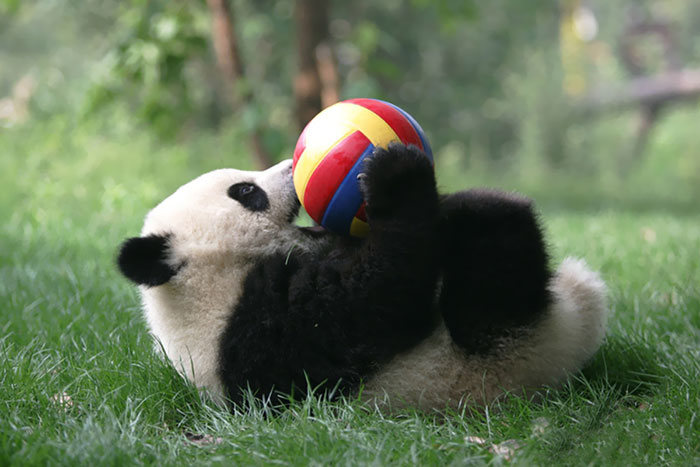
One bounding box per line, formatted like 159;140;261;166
218;143;441;405
117;234;177;286
228;182;270;212
437;189;551;354
218;144;553;405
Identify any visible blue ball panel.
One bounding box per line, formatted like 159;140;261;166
321;142;375;234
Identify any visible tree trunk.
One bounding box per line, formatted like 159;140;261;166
315;42;340;108
206;0;273;169
207;0;244;85
294;0;337;130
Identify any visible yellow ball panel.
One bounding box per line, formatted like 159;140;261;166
322;102;400;147
349;217;370;237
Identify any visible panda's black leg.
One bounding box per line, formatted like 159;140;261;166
437;189;551;354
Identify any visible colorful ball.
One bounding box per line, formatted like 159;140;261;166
292;98;433;237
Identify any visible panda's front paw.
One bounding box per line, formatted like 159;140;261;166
360;143;437;221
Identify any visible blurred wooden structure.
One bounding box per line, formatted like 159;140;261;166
579;18;700;161
581;69;700;112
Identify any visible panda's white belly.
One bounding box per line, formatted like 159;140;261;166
362;322;490;410
140;273;243;405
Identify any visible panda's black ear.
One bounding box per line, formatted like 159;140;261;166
117;234;177;286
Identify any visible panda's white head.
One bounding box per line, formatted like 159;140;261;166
118;159;304;288
116;159;309;399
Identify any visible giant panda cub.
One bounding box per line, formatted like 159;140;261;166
117;144;607;411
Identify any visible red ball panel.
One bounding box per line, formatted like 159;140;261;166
302;130;372;224
292;125;308;169
354;202;367;222
344;98;424;150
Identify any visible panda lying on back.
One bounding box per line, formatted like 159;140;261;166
117;144;607;410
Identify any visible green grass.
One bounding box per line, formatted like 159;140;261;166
1;119;699;465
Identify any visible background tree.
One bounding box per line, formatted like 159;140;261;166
206;0;273;168
293;0;338;130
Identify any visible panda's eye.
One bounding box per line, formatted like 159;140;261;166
227;182;270;212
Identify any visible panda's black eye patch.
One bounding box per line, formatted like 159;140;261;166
227;182;270;212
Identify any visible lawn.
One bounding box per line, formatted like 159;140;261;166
1;121;698;465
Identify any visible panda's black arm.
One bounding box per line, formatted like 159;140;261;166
293;143;441;357
218;144;442;405
337;143;442;349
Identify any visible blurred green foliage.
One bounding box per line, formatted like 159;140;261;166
1;0;699;203
84;1;211;137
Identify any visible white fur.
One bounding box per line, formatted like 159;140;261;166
135;161;608;410
362;257;608;411
137;160;313;403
